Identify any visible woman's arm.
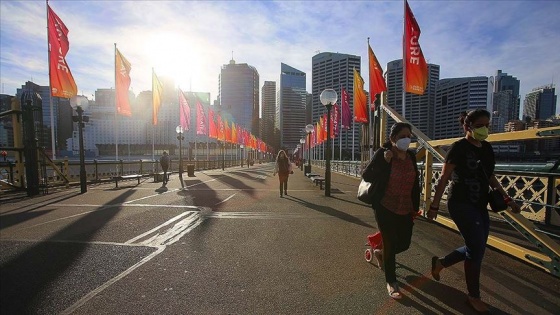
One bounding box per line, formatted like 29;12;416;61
427;162;455;220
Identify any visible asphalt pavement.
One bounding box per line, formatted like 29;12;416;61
1;163;558;314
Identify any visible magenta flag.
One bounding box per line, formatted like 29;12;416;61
341;87;351;129
196;101;206;135
179;89;191;131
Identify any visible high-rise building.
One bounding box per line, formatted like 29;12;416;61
434;76;493;140
277;63;306;152
385;59;440;139
15;81;72;159
492;70;520;132
219;59;260;135
523;85;557;121
261;81;276;148
312;52;360;160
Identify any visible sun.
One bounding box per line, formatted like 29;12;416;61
144;31;205;90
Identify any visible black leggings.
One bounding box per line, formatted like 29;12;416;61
373;203;414;283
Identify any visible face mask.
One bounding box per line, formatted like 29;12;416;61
472;126;489;141
395;138;411;151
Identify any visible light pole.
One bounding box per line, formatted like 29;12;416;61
176;126;184;187
240;144;244;167
320;89;337;197
305;124;314;174
71;96;89;194
299;138;305;170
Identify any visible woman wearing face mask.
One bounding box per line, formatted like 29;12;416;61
428;109;521;313
273;150;292;197
362;122;420;299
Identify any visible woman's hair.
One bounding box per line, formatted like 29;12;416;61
459;109;491;128
276;150;286;159
390;122;412;138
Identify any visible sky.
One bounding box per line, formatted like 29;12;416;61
1;0;559;117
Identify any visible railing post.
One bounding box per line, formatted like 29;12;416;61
64;157;69;181
119;159;124;176
94;159;98;182
423;153;434;215
139;160;143;176
545;175;556;225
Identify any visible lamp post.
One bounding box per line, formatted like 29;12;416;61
176;126;184;186
71;96;89;194
305;124;314;174
299;138;305;170
240;144;244;167
320;89;337;197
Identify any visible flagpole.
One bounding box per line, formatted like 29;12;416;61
368;38;374;160
352;122;355;161
339;88;342;160
151;67;155;161
46;0;57;160
402;0;407;119
114;43;119;161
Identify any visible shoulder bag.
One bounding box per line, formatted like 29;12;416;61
357;179;372;204
479;161;507;212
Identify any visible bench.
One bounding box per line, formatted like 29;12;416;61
112;174;142;188
305;173;320;178
311;176;326;190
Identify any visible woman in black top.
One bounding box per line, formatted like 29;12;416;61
428;109;521;313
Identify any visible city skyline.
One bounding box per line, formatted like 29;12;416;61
1;0;559;115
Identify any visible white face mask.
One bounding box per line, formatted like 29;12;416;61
395;137;411;151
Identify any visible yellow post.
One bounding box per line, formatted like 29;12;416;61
423;151;433;215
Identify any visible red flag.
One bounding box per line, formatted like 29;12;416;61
47;5;77;98
217;115;225;141
196;101;206;135
353;68;368;123
179;89;191;131
341;87;351;129
208;109;217;139
405;0;428;95
368;43;387;109
115;48;131;116
332;104;340;138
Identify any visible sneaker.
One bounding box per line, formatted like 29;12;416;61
284;190;288;195
387;282;402;299
373;249;383;270
431;256;442;281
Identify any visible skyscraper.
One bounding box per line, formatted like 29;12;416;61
434;76;493;140
277;63;306;151
385;59;440;139
261;81;276;148
312;52;360;159
492;70;520;132
219;59;260;134
523;85;557;121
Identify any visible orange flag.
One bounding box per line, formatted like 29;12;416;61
353;68;368;123
47;5;77;98
368;42;387;109
152;69;163;125
115;48;132;116
404;0;428;95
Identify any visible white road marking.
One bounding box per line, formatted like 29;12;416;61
60;245;165;315
122;178;217;204
214;193;236;206
125;211;198;244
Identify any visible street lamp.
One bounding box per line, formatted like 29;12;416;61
70;96;90;194
305;124;314;174
240;144;244;167
176;125;184;186
320;89;337;197
299;138;305;170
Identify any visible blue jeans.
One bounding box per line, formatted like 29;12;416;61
441;200;489;298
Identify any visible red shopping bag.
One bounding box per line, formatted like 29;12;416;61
367;231;383;250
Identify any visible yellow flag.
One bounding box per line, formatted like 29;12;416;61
152;69;163;125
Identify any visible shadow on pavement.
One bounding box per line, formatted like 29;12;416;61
0;190;135;314
155;186;168;194
207;174;257;199
0;209;55;231
0;191;81;215
177;180;222;209
329;195;371;208
286;195;373;228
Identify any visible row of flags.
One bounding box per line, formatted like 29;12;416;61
309;0;428;147
47;0;428;151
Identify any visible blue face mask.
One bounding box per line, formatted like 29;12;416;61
395;138;411;151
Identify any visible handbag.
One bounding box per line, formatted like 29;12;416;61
479;161;507;212
357;179;372;204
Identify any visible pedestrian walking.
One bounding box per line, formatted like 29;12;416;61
428;109;521;313
273;150;292;197
361;122;420;299
160;151;170;185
